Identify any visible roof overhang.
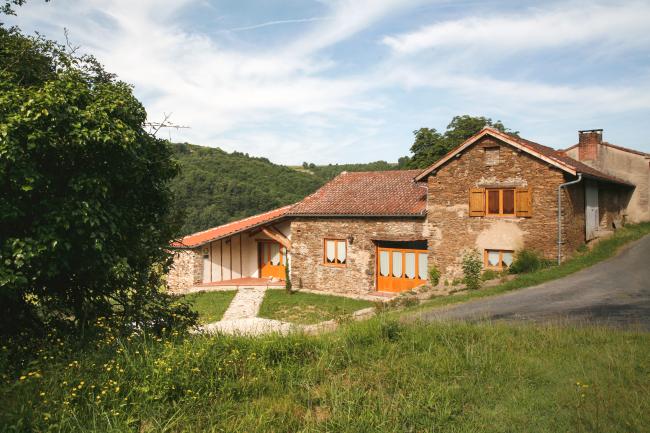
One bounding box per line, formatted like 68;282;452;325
171;215;289;249
287;213;427;218
414;128;577;181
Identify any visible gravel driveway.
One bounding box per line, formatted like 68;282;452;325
418;235;650;330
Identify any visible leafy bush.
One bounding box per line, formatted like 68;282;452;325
481;269;501;281
509;250;553;274
0;26;197;338
462;250;483;290
428;266;441;286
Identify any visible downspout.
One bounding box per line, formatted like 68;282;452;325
557;173;582;265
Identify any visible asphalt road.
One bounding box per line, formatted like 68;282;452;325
418;235;650;330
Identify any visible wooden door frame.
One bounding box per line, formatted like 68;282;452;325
257;239;286;279
375;245;428;292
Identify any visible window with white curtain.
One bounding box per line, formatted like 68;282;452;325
392;251;402;277
485;249;515;270
418;253;428;280
324;239;347;266
337;241;346;264
502;251;513;267
379;251;390;276
405;252;416;279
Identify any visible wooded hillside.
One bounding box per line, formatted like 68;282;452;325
170;143;321;235
169;143;402;235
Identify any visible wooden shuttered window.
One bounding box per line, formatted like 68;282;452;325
469;188;486;216
515;188;532;217
469;187;532;217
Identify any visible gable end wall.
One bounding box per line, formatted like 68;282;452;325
426;136;586;279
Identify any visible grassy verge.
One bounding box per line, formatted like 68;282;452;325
416;222;650;311
2;318;648;432
183;290;237;324
258;290;372;324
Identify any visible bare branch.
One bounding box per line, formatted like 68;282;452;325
63;28;80;56
144;112;190;137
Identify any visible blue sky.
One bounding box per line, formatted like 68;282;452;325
8;0;650;164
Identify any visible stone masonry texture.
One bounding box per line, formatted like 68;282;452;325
426;136;586;280
167;248;202;292
290;218;426;295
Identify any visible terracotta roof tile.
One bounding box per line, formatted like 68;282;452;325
564;142;649;157
172;205;293;248
416;127;633;186
288;170;427;216
504;132;634;186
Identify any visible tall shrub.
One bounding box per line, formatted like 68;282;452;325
0;26;196;337
461;250;482;290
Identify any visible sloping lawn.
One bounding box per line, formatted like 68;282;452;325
414;222;650;312
259;290;372;324
184;290;237;324
2;319;648;432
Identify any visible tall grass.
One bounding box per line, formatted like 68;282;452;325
1;317;648;432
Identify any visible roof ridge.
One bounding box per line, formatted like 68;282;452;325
415;127;633;186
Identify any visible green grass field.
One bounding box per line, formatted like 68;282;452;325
258;290;372;324
1;319;648;432
183;290;237;324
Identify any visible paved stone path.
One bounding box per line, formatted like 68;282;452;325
201;286;296;336
202;317;295;336
221;286;266;320
198;286;377;336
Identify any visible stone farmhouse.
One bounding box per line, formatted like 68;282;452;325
168;127;649;296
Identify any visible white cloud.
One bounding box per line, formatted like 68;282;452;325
9;0;406;160
7;0;650;161
382;1;650;54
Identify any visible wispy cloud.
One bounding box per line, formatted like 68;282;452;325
382;1;650;54
7;0;650;162
228;17;328;32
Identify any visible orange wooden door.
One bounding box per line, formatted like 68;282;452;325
377;247;428;292
258;241;286;280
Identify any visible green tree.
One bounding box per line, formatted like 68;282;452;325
407;115;517;169
0;26;196;337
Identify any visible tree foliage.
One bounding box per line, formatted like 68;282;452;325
170;143;324;235
407;115;517;169
304;160;398;181
0;26;196;338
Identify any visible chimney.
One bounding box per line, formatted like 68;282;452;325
578;129;602;161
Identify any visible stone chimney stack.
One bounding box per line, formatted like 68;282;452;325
578;129;603;161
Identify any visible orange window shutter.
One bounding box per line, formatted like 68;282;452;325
515;188;532;217
469;188;486;216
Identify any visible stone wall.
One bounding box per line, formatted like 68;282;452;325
290;218;426;295
426;136;586;279
166;248;202;293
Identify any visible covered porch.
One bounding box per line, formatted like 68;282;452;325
168;206;293;293
196;277;285;289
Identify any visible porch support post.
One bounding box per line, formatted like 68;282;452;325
260;226;292;251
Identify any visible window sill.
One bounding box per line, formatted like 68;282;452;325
471;215;525;219
322;263;347;268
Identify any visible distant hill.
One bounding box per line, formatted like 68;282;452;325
291;161;400;182
169;143;403;235
169;143;321;235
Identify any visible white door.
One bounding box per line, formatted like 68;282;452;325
585;180;599;241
